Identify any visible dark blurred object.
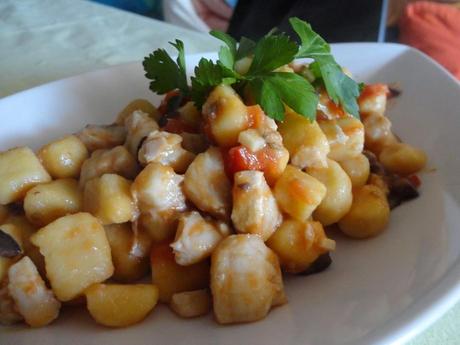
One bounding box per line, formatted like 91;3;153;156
228;0;384;42
399;1;460;80
91;0;163;19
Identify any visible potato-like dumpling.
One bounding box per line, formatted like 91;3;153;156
274;165;326;222
124;110;159;156
38;135;88;179
231;171;282;241
339;153;370;188
138;130;195;173
278;110;330;169
202;84;249;147
362;113;398;155
170;211;227;266
211;234;286;324
183;147;231;219
306;159;353;226
379;143;426;176
8;256;61;327
169;289;211;318
266;218;335;273
30;213;114;301
338;185;390;239
115;98;160;125
318;117;364;161
85;283;159;327
76;124;126;152
150;242;209;303
79;146;139;188
104;223;150;282
0;147;51;205
84;174;136;225
24;179;82;227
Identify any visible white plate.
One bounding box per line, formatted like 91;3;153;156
1;43;460;345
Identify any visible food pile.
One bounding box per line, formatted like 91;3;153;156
0;18;426;328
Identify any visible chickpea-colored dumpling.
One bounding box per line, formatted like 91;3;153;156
202;84;249;147
274;165;326;222
31;213;114;301
306;159;353;226
24;179;82;227
84;174;136;225
278;110;330;169
267;218;335;273
0;147;51;205
104;223;151;283
339;153;370;188
150;242;210;303
379;142;426;176
85;283;159;327
38;135;88;179
338;185;390;239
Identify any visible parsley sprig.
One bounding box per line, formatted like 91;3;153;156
143;17;361;121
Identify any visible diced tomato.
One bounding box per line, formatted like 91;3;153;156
162;118;197;134
247;105;265;129
359;84;390;100
223;146;262;177
223;145;284;186
407;174;422;188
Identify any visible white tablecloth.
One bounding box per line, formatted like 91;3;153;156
1;0;459;343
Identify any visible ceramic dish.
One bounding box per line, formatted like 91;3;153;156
1;43;459;345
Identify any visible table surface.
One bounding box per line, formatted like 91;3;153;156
1;0;459;343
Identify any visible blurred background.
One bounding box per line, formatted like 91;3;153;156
92;0;460;80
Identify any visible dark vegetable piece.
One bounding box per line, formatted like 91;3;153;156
363;150;385;175
388;87;401;99
0;228;22;258
363;150;420;209
298;253;332;276
387;176;419;209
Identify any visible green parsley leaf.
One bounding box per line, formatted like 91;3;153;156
265;72;318;121
314;55;360;116
210;30;237;69
248;34;298;75
249;72;318;121
236;37;256;60
143;40;189;95
290;17;330;58
249;78;285;121
290;17;360;117
191;58;237;108
210;30;237;58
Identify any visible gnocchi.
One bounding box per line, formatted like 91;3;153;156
0;25;427;329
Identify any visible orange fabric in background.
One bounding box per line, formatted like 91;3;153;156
399;1;460;80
